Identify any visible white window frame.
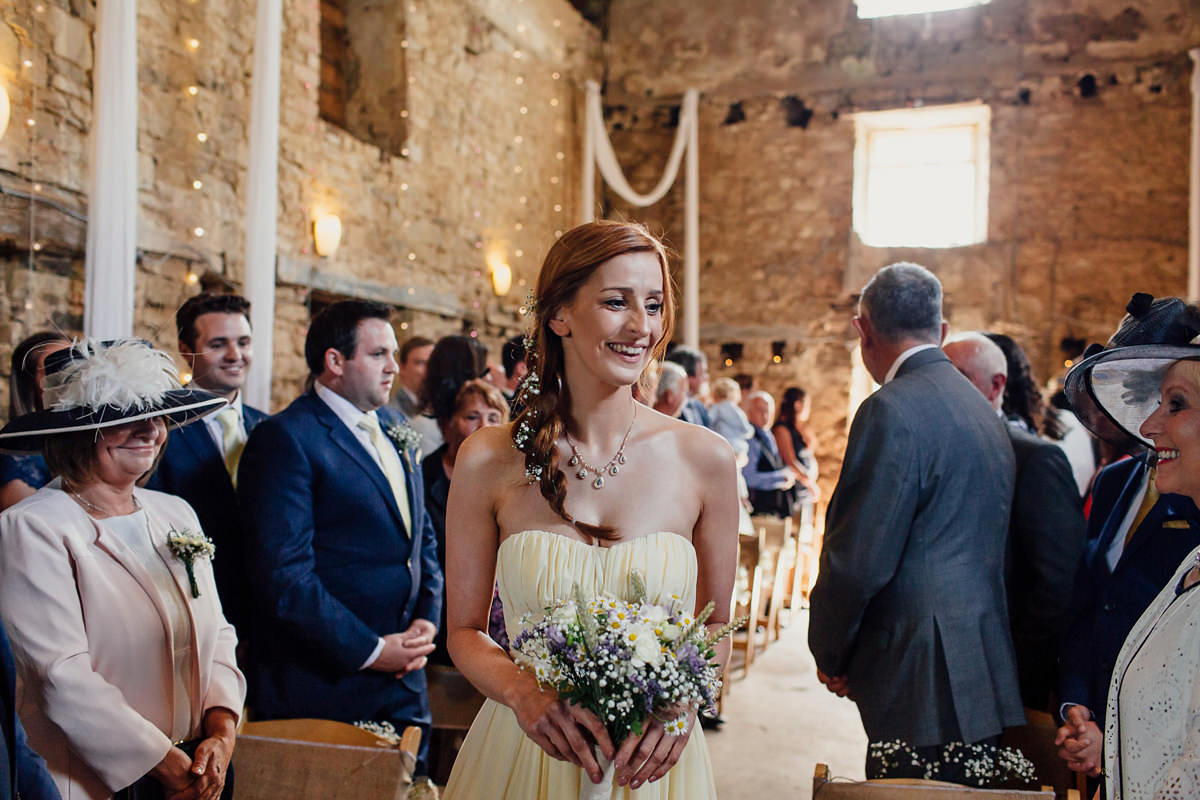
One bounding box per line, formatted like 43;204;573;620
852;102;991;249
856;0;990;18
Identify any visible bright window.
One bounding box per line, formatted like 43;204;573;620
856;0;989;18
852;103;991;248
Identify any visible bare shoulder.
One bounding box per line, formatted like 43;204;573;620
454;423;522;475
641;407;736;474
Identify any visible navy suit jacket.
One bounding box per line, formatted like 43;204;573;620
1058;455;1200;723
145;404;267;635
237;391;443;730
0;623;58;800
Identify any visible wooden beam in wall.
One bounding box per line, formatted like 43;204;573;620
276;253;462;318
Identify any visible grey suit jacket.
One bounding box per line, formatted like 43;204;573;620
809;348;1023;746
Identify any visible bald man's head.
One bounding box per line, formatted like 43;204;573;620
944;333;1008;411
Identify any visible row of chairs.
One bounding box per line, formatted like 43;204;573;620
728;506;820;680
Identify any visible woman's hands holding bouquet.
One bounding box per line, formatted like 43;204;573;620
511;678;615;784
614;704;697;790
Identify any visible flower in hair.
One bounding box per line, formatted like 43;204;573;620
43;339;180;413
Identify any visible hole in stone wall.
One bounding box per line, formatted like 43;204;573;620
1150;84;1163;94
781;95;814;128
1077;74;1097;98
724;102;746;125
654;103;681;129
1017;88;1031;105
1108;75;1119;86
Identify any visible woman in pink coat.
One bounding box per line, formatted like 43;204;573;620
0;339;243;800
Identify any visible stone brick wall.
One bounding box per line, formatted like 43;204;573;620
600;0;1199;489
0;0;600;412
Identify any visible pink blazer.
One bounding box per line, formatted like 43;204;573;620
0;484;245;800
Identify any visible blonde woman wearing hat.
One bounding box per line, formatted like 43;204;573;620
1061;320;1200;800
0;339;244;800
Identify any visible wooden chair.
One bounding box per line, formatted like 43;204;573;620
788;499;818;609
728;529;764;679
752;514;793;645
427;663;487;784
813;763;1078;799
235;718;420;800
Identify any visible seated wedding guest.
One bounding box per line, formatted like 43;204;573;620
411;335;489;456
708;377;752;457
0;332;71;511
708;378;755;537
772;386;820;503
743;390;796;518
389;335;434;418
1056;325;1200;798
145;292;266;637
944;333;1086;711
665;345;712;428
651;361;688;418
0;339;242;800
1055;294;1200;793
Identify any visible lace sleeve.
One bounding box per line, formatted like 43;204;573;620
0;453;51;490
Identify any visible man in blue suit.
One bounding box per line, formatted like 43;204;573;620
146;292;267;636
238;300;443;776
0;622;58;800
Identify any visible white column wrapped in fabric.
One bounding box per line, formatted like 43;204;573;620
241;0;283;410
83;0;138;338
581;81;702;347
1190;48;1200;303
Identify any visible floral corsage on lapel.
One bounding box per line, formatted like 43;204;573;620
384;420;422;471
167;526;216;599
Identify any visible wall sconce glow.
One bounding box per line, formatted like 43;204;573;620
0;86;10;140
485;249;513;296
313;213;342;257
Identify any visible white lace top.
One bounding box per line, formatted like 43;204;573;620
1105;544;1200;799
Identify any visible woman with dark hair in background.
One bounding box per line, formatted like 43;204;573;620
0;332;71;511
410;335;489;457
772;386;820;503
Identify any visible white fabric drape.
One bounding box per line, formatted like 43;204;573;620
242;0;283;411
582;80;702;347
84;0;138;338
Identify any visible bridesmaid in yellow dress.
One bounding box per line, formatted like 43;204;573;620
443;220;738;799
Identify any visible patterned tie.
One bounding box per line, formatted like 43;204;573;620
357;414;413;535
1125;467;1159;548
214;407;246;487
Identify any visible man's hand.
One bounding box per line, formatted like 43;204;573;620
817;669;850;697
370;620;437;674
1055;704;1102;776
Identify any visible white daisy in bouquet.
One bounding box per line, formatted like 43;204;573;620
510;572;742;797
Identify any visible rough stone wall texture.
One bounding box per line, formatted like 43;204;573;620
600;0;1200;490
0;0;599;412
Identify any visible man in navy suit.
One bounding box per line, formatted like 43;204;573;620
146;292;267;636
238;300;443;776
0;622;58;799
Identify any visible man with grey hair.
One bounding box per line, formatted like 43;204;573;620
665;345;712;428
809;263;1023;783
652;361;689;418
944;332;1086;711
743;390;797;518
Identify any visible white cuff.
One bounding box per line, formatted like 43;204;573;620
359;637;386;670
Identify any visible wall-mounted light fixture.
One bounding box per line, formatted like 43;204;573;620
485;248;512;296
771;340;787;364
313;213;342;257
719;342;744;368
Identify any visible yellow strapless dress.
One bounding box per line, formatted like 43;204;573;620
442;530;717;799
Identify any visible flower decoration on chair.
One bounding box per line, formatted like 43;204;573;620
166;526;216;598
866;740;1037;789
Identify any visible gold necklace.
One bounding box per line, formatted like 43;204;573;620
70;491;140;517
564;405;637;490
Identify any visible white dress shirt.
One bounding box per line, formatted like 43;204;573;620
883;343;939;384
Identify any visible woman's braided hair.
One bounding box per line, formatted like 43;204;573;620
511;220;675;540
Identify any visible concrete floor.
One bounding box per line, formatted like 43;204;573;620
706;610;868;799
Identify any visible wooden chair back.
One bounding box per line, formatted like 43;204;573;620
813;763;1076;800
235;719;419;800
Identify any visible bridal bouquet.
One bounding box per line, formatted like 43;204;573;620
510;572;740;799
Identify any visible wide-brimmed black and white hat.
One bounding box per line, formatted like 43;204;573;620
0;338;226;452
1064;293;1200;446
